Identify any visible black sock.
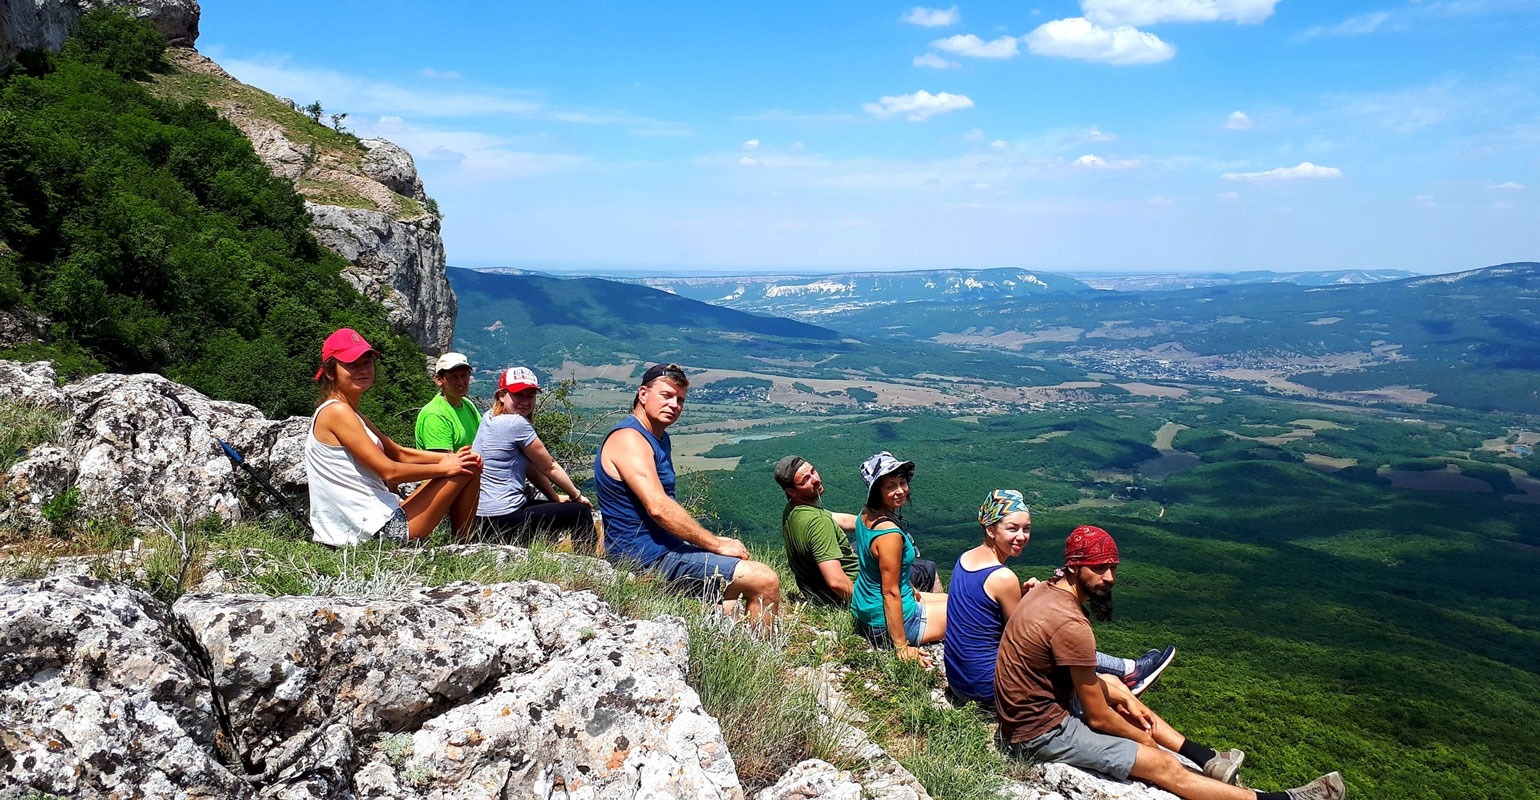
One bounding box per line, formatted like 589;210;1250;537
1178;740;1217;767
1256;793;1288;800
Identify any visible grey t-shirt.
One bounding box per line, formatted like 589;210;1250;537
472;411;537;516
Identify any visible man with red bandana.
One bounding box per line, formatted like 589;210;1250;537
994;525;1347;800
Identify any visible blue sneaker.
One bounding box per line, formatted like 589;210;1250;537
1124;645;1176;696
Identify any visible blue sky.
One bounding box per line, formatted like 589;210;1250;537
200;1;1539;274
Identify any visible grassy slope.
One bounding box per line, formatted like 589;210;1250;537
697;395;1540;799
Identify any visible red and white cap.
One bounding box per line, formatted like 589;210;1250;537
497;366;540;393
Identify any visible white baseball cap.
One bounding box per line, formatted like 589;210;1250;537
434;352;471;373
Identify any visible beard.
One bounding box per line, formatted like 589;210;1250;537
1084;584;1114;622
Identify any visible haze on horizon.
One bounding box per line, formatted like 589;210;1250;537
203;1;1540;276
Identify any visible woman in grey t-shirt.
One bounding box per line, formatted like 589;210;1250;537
472;366;594;548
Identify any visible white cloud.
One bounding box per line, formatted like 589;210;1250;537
1082;0;1281;27
420;67;460;80
1218;191;1240;201
862;90;975;121
964;128;987;142
991;139;1009;149
742;138;760;150
1024;18;1175;65
1222;161;1344;181
1149;196;1175;206
1490;180;1525;190
1225;111;1253;130
914;52;960;69
219;58;690;135
930;33;1023;59
1074;153;1143;169
1415;195;1438;208
901;5;961;26
1087;126;1118;141
739;156;759;167
1297;10;1392;39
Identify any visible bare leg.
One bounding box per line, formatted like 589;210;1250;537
401;472;476;541
919;593;948;644
724;559;781;629
1130;744;1254;800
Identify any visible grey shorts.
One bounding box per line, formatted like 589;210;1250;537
1003;714;1138;780
376;506;410;543
655;549;741;603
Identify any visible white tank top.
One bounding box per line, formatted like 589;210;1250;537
304;399;400;546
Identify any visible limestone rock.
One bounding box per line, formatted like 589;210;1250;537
0;575;247;798
361;138;426;201
755;759;864;800
308;203;456;355
0;0;199;64
0;364;307;532
0;360;65;411
0;307;48;352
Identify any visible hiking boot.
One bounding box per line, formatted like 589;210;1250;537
1287;772;1346;800
1202;748;1245;785
1125;645;1176;696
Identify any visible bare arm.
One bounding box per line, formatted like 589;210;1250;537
816;559;853;603
601;427;747;558
1072;665;1156;746
872;529;926;664
318;404;480;484
527;469;561;501
523;436;590;505
830;511;857;533
986;566;1024;621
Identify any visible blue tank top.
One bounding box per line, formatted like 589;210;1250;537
944;556;1009;704
850;514;917;630
594;415;682;567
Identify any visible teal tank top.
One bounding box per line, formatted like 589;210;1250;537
851;514;917;629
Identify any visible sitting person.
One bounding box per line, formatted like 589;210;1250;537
995;525;1347;800
472;366;594;547
414;352;480;452
944;489;1175;709
304;328;482;545
775;454;940;605
593;363;781;627
851;451;948;664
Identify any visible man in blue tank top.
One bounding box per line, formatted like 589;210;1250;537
594;363;783;627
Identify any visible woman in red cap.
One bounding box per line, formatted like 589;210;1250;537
471;366;594;548
304;328;482;546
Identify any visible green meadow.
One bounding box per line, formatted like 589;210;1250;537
673;392;1540;800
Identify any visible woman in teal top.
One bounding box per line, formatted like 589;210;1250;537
852;451;949;665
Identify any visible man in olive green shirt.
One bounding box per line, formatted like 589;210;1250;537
415;352;480;452
775;455;938;605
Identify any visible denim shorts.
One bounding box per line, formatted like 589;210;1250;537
1002;714;1138;780
654;549;742;603
857;602;928;648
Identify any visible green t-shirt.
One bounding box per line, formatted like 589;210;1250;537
414;394;481;451
782;502;859;605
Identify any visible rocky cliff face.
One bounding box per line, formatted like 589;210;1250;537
0;0;198;63
166;48;457;356
1;4;457;357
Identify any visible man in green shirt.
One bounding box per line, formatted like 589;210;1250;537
775;455;938;605
415;352;481;452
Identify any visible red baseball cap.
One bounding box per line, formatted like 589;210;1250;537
315;328;377;380
1064;525;1120;567
497;366;540;393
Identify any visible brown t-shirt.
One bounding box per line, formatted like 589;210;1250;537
994;581;1099;744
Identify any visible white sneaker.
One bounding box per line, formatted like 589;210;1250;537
1287;772;1346;800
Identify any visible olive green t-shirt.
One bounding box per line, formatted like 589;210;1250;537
781;502;859;605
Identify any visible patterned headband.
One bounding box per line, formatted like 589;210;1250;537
978;489;1030;527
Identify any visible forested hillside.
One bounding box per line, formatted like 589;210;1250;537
0;11;430;433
